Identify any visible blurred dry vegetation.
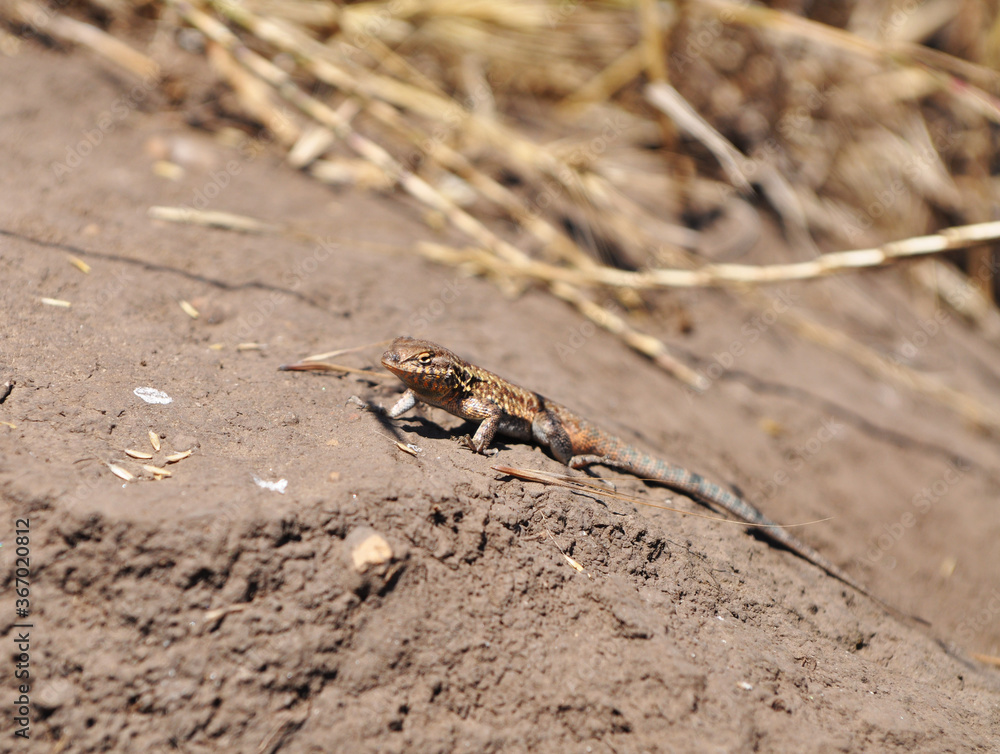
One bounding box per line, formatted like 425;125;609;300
3;0;1000;404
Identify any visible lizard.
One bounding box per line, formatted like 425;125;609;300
380;335;901;615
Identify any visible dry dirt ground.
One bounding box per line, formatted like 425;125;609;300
2;43;1000;753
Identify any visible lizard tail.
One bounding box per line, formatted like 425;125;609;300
581;434;879;600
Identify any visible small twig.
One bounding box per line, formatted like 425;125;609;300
543;528;591;578
971;653;1000;667
204;603;249;624
299;341;394;362
278;360;391;379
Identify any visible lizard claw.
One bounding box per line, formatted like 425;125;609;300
459;435;497;455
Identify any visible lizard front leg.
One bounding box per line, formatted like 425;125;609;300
387;388;418;418
460;397;504;455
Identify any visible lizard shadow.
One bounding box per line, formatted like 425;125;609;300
372;409;518;453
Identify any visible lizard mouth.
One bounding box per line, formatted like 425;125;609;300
381;351;404;375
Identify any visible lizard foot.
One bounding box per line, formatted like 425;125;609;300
458;435;498;456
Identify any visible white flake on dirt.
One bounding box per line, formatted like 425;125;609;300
134;387;173;404
253;475;288;494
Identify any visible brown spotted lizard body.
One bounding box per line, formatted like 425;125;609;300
381;336;885;608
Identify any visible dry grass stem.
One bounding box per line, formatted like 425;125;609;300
148;206;283;234
6;0;159;77
39;297;72;308
278;360;391;380
645;82;751;194
67;255;91;274
418;221;1000;288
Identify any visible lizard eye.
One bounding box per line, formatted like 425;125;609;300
417;352;433;365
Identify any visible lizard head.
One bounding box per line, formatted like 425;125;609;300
381;336;465;397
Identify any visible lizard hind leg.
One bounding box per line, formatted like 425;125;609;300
532;410;575;464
